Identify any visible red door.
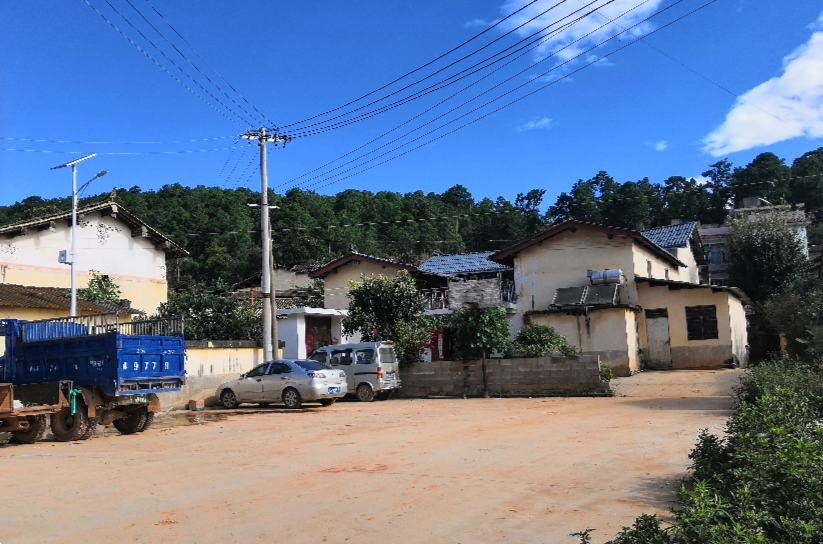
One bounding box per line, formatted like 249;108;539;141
305;316;333;356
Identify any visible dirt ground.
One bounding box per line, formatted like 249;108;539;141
0;369;742;544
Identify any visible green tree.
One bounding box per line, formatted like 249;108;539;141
341;270;431;366
507;323;579;357
731;152;791;206
727;211;810;302
74;271;121;303
790;147;823;214
447;307;510;397
763;272;823;358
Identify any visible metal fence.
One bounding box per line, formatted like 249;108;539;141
20;314;183;342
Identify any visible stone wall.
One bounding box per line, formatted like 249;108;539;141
398;355;608;397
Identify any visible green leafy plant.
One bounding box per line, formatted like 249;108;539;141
599;363;614;382
72;270;122;303
446;307;510;397
506;323;579;358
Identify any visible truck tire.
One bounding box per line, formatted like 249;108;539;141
51;405;90;442
79;417;99;440
282;387;303;409
113;408;147;435
10;415;47;444
356;384;375;402
137;411;155;432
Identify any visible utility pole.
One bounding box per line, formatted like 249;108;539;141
242;127;290;361
50;154;106;317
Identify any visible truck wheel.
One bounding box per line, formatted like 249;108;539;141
10;415;47;444
319;399;336;407
137;411;155;432
79;417;99;440
221;389;239;409
113;408;146;435
51;406;89;442
356;384;375;402
282;388;303;409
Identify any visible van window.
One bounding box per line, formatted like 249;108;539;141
309;351;328;365
379;347;396;363
356;349;375;365
330;349;353;366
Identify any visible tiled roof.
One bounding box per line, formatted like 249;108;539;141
0;201;187;257
641;222;697;249
0;283;143;314
310;251;417;279
418;251;512;275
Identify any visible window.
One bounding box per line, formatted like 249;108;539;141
645;308;668;319
647;260;653;278
356;349;376;365
705;244;728;265
685;305;719;340
330;349;353;365
379;347;397;363
246;364;269;377
268;362;293;375
293;360;327;371
309;351;328;364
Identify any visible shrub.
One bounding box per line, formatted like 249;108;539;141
507;323;579;358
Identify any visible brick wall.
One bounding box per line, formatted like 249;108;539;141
397;355;608;397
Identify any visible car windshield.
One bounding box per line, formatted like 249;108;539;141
293;360;328;371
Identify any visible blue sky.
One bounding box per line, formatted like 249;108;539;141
2;0;823;208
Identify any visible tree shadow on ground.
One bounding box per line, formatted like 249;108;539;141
622;397;734;412
624;474;683;519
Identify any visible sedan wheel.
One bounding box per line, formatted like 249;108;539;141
282;388;303;409
221;389;239;409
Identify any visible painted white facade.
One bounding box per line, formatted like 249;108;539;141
277;308;361;359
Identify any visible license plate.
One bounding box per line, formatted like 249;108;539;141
328;387;340;394
386;373;395;380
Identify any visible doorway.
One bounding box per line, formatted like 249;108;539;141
645;308;672;369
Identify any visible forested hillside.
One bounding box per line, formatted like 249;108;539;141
3;147;822;290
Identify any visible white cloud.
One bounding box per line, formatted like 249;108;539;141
703;17;823;156
692;175;710;185
645;140;667;151
496;0;664;62
464;18;497;29
517;117;553;131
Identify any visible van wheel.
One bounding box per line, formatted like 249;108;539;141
10;415;47;444
51;403;90;442
319;399;336;407
356;384;375;402
221;389;239;409
282;388;303;409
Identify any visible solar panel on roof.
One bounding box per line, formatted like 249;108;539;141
583;284;619;305
552;286;587;305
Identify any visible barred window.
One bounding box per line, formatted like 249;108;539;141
685;305;718;340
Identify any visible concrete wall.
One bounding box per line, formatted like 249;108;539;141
530;308;639;376
277;308;360;359
0;211;168;313
398;355;607;397
637;283;745;369
156;342;264;410
323;260;406;310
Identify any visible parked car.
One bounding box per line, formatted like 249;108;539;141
307;342;400;402
218;360;347;409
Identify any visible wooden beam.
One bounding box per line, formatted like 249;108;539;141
131;226;149;238
3;227;28;239
37;221;56;233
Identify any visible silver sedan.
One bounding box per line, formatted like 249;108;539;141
218;360;347;409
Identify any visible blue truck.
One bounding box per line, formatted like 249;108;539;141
0;313;185;444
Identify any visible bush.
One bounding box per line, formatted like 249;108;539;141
604;356;823;543
507;323;579;358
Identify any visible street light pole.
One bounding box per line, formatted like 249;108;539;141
241;128;291;361
51;154;102;317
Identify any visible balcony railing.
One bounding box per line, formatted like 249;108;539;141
502;281;517;305
421;288;449;310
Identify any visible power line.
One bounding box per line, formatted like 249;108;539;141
221;143;252;184
281;0;580;134
282;0;615;140
121;0;267;127
142;0;277;127
215;141;241;183
293;0;684;193
1;136;234;144
280;0;645;190
279;0;544;130
0;147;238;154
82;0;246;129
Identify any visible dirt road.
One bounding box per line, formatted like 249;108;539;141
0;369;741;544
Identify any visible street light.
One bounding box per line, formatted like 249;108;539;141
50;154;107;316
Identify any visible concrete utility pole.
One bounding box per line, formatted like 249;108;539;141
242;128;290;361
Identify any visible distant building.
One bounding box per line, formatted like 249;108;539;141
0;201;186;314
0;283;141;322
698;198;810;286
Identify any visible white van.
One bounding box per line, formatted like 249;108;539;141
308;342;400;401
